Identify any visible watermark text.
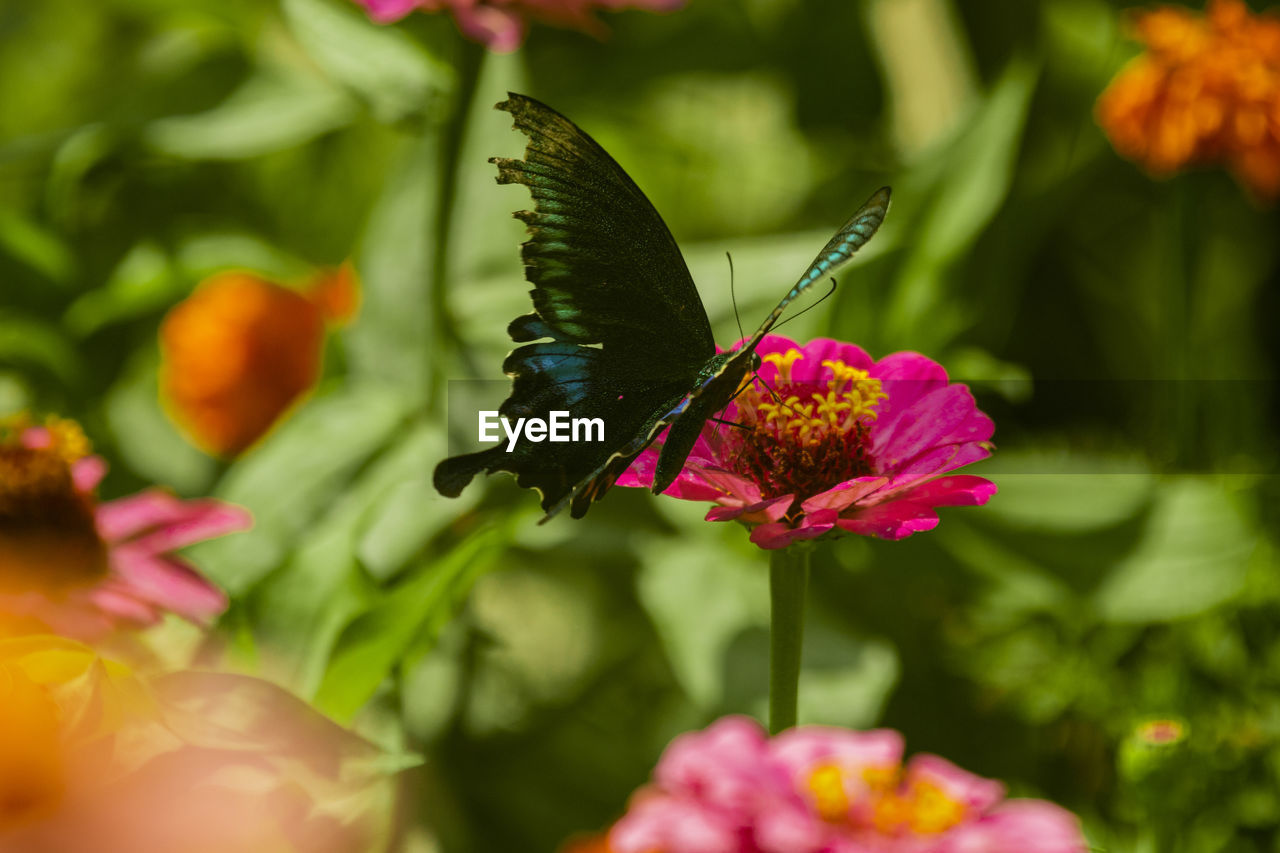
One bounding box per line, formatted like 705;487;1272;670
479;411;604;452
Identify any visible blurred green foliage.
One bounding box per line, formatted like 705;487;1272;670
2;0;1279;850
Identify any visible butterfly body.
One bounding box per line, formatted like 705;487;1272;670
433;94;889;520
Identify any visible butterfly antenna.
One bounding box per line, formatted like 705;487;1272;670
727;252;745;343
751;373;811;420
772;278;839;332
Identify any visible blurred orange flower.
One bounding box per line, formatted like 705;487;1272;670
160;264;359;458
0;636;391;853
0;635;152;837
1096;0;1280;201
0;661;65;828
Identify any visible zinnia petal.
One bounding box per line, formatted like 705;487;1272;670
96;490;251;548
835;501;941;540
107;547;228;622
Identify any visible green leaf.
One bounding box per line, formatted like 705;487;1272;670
0;373;29;414
944;346;1034;404
245;419;453;694
358;477;460;582
174;231;312;283
0;311;80;384
639;523;899;725
313;525;504;722
1095;478;1257;623
103;349;217;494
984;468;1155;533
349;131;434;397
637;532;769;710
64;241;180;337
940;522;1079;620
885;57;1039;346
793;624;899;729
247;524;376;696
283;0;453;124
146;70;356;160
187;383;410;593
0;211;74;286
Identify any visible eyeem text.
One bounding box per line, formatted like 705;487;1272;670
478;411;605;452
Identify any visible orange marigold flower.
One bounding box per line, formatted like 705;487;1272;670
1096;0;1280;201
160;265;359;458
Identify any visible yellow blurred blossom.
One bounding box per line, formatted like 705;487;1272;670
0;636;392;853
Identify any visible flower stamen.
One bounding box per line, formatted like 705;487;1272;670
727;350;886;505
0;416;108;594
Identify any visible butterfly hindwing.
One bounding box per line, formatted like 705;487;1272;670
434;342;690;518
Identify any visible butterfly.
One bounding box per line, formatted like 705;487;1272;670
434;93;890;521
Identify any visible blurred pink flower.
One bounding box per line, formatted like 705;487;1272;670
354;0;685;52
609;716;1088;853
619;336;997;549
0;416;249;639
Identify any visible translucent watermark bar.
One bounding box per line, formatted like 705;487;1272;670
444;378;1278;473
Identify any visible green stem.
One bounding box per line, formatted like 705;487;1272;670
428;39;486;405
769;544;811;734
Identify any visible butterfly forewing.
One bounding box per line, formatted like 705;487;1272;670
744;186;891;346
492;94;716;368
434;94;720;518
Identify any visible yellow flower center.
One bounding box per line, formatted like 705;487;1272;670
727;350;887;504
807;763;850;821
900;778;968;834
805;762;969;839
0;416;108;594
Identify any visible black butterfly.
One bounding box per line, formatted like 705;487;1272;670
434;93;890;520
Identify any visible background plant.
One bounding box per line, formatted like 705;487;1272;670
1;1;1278;850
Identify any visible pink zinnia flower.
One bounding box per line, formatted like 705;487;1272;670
609;716;1089;853
619;336;997;549
0;416;249;639
354;0;685;53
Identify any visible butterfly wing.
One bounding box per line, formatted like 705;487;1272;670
492;93;716;359
745;186;891;347
434;341;691;518
434;94;717;518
